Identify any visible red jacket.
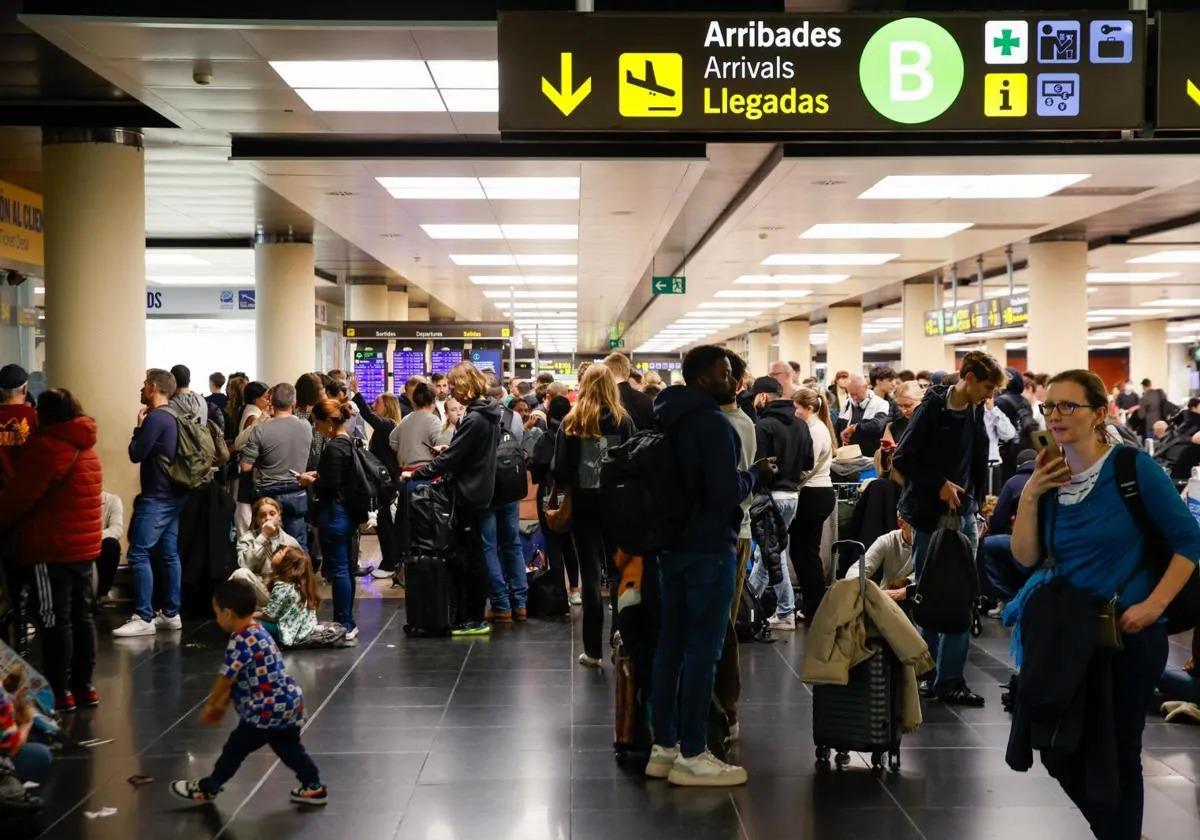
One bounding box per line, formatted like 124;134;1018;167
0;416;103;566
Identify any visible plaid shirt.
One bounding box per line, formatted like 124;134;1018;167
221;623;304;729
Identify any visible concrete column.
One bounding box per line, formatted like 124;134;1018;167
1028;240;1089;373
387;287;409;321
409;306;430;321
985;337;1008;368
349;281;388;321
778;320;811;380
747;330;771;378
42;129;145;518
901;282;946;372
256;237;315;385
1130;319;1168;394
826;305;863;376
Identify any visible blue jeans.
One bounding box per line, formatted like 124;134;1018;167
651;549;736;758
201;722;321;795
127;495;185;621
747;491;799;618
912;511;979;694
258;484;309;552
1159;667;1199;703
13;741;52;783
479;501;528;613
318;502;356;631
982;535;1034;601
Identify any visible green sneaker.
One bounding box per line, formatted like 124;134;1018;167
451;622;492;637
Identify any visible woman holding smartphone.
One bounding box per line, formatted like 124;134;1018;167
1009;369;1200;840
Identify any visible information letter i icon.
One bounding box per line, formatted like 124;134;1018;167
984;73;1027;117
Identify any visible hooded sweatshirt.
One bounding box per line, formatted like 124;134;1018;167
654;385;759;554
410;397;502;510
0;416;103;565
754;398;815;492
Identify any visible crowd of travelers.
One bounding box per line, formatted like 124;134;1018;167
0;341;1198;838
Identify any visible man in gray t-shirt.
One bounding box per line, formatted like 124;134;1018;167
240;383;312;548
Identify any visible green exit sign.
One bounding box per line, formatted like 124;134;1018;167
608;338;625;349
652;276;686;295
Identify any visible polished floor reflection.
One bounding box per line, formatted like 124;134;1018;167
30;574;1200;840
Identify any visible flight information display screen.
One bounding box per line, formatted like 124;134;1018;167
353;344;387;404
392;349;426;391
432;349;464;374
470;349;502;375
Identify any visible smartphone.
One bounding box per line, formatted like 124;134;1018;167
1030;429;1062;462
288;469;302;478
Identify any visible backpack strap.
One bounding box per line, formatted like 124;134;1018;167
1112;445;1166;598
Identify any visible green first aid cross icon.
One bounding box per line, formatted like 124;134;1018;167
994;29;1020;56
985;20;1029;65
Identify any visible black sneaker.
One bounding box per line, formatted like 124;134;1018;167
918;680;934;699
938;686;985;708
170;779;218;802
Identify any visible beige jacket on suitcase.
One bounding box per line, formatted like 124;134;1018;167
800;578;935;733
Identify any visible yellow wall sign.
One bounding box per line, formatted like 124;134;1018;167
0;181;43;269
619;53;684;117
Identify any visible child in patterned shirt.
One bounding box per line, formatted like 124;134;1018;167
170;577;326;805
260;548;320;648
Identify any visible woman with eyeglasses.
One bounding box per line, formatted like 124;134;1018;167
1007;369;1200;840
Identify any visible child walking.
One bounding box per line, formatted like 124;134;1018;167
260;548;320;648
170;577;327;805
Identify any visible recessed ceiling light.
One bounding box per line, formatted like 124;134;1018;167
483;290;576;299
858;174;1090;200
470;275;577;285
800;222;972;239
422;224;502;239
295;88;445;112
33;286;44;294
480;177;579;200
1128;250;1200;264
1091;308;1172;316
698;301;784;309
1087;315;1116;323
1167;322;1200;332
763;253;899;266
1139;299;1200;307
426;60;499;89
868;317;904;325
454;254;577;267
376;177;484;199
1087;272;1180;283
984;286;1028;298
714;289;811;299
439;89;499;112
734;274;848;284
145;252;211;267
684;310;762;318
269;60;434;89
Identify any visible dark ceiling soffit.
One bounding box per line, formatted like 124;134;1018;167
1129;209;1200;242
0;103;176;129
230;135;707;160
779;136;1200;157
146;237;255;248
19;0;565;20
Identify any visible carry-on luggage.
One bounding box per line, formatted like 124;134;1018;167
812;540;903;773
402;482;455;637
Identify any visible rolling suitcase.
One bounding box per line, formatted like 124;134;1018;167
401;482;455;637
812;540;903;773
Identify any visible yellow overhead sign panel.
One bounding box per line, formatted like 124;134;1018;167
0;181;43;269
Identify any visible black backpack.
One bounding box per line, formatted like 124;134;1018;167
492;409;529;505
1113;446;1200;634
528;420;558;485
735;585;774;643
347;439;395;524
600;431;691;555
911;518;979;634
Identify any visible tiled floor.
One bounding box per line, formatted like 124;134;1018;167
28;572;1200;840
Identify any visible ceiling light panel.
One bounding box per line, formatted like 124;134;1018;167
734;274;848;284
452;254;577;267
269;60;434;88
800;222;972;239
424;223;579;240
376;177;484;199
483;290;576;299
698;301;783;309
426;60;499;89
1087;272;1180;283
1128;250;1200;264
714;290;812;299
858;174;1090;200
145;252;211;266
295;89;445;112
470;276;577;285
438;89;500;112
763;253;899;266
1140;299;1200;307
1091;308;1172;316
480;177;579;200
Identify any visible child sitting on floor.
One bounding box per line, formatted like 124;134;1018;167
260;547;320;649
170;577;326;806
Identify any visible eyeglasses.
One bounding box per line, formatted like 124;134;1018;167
1040;401;1101;417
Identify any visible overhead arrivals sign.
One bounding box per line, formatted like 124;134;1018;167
1156;13;1200;130
924;294;1028;337
499;13;1145;132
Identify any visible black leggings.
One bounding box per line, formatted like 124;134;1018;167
375;495;400;573
94;537;121;600
32;561;96;695
790;486;836;618
453;509;491;627
537;486;579;589
569;514;610;660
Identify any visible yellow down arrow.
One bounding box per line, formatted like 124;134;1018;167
541;52;592;116
1189;79;1200;108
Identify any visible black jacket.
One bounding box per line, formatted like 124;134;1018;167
893;385;989;533
989;461;1035;536
753;399;814;492
552;407;636;516
352;391;399;480
749;491;786;585
398;394;415;418
654;385;759;553
410;397;501;510
178;479;236;618
314;434;357;520
618;380;655;432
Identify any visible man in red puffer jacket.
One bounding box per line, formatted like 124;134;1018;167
0;388;102;711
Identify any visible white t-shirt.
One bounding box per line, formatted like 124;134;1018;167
802;416;833;489
1057;447;1114;506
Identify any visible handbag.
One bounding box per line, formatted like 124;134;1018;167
1043;497;1124;652
543;481;573;534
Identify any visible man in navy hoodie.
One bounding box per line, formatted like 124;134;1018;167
645;345;775;787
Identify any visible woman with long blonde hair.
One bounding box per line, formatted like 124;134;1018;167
553;365;636;666
789;387;838;619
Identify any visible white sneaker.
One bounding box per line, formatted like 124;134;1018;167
767;613;796;631
155;612;182;631
987;602;1005;619
578;653;602;668
667;750;748;787
371;568;394;580
644;744;679;779
113;616;156;637
568;590;582;606
345;626;360;641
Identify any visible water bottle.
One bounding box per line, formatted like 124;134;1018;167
1187;467;1200;527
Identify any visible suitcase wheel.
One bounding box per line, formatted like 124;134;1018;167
870;751;883;771
888;749;901;773
834;750;851;767
815;745;830;763
614;750;627;767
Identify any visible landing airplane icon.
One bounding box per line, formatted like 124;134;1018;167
625;59;677;107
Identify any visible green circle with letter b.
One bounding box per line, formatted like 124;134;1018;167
859;17;964;124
